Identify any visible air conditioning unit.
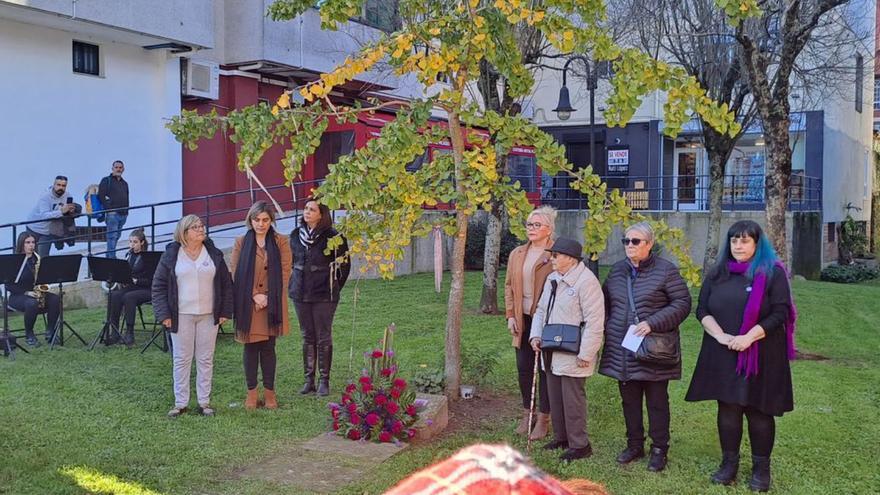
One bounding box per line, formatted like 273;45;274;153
181;58;219;100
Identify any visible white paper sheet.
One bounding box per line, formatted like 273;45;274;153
622;324;645;353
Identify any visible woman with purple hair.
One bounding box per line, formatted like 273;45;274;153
686;220;797;493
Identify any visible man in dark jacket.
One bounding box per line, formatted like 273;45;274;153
98;160;130;258
599;222;692;472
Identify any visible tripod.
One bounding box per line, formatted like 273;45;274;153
0;254;29;359
87;257;131;350
36;255;87;350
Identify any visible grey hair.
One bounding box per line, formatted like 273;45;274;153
528;205;557;234
625;221;655;243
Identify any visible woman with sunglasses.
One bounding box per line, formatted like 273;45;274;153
598;222;691;472
686;220;796;492
503;206;556;440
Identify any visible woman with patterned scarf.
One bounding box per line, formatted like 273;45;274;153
686;220;797;492
289;198;350;396
230;201;292;410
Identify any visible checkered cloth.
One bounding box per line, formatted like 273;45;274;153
384;444;606;495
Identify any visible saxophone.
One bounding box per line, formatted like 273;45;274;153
30;253;50;310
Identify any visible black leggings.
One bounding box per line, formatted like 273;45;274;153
515;315;550;413
108;287;151;331
717;401;776;457
244;337;277;390
8;292;60;338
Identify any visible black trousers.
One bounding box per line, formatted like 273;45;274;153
108;287;151;332
8;293;60;338
717;401;776;457
244;337;277;390
515;314;550;413
294;301;338;347
619;380;671;451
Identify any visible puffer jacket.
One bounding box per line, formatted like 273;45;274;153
598;254;692;382
289;225;350;303
529;262;605;378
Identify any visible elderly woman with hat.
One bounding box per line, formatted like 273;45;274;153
529;238;605;462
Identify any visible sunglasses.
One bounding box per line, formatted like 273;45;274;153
621;238;647;246
525;222;546;230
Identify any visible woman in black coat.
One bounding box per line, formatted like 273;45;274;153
290;198;350;397
599;222;691;472
6;232;61;346
105;229;154;348
685;220;796;492
152;215;233;418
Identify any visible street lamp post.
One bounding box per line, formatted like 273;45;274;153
554;55;600;277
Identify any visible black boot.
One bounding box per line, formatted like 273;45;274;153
122;327;135;348
316;344;332;396
749;455;771;492
647;447;668;472
711;451;740;485
299;345;317;395
617;445;645;464
104;325;120;346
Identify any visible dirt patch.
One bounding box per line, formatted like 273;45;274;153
795;350;831;361
442;391;520;436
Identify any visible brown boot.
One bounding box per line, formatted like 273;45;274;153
263;389;278;410
244;388;259;410
529;413;551;440
515;409;532;435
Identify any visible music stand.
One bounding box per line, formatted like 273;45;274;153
0;254;28;359
87;257;131;350
35;254;86;349
131;251;171;354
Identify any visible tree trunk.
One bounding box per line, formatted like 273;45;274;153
444;109;468;399
764;119;793;264
479;203;503;313
702;130;736;273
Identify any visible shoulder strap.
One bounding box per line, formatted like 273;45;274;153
626;274;640;324
544;280;559;326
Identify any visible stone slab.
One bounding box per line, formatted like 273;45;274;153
411;392;448;443
301;432;408;459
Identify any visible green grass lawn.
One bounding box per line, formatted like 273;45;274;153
1;270;878;494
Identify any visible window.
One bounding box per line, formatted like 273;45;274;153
361;0;400;32
313;131;355;180
874;77;880;111
507;154;537;192
855;53;863;113
73;41;100;76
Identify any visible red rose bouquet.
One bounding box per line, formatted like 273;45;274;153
329;325;421;443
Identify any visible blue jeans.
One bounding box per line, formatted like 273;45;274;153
105;213;128;258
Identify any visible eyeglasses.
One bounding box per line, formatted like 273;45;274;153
189;224;206;231
621;238;647;246
525;222;546;230
550;252;558;258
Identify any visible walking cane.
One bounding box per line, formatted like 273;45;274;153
526;348;541;453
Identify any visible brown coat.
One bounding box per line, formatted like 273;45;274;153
504;240;554;348
230;232;293;344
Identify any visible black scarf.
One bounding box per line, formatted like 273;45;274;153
233;228;283;334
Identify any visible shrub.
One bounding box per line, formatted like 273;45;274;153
464;214;521;270
820;264;879;284
411;368;445;395
461;347;499;387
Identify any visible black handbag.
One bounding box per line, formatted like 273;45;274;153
626;274;681;366
540;280;583;354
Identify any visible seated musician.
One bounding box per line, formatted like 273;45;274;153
7;232;61;346
104;229;154;348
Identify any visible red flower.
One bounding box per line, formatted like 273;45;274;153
375;394;388;406
341;394;351;405
391;420;404;433
380;367;393;377
331;408;340;419
390;388;401;399
361;383;373;394
378;430;392;443
365;412;380;426
345;383;357;393
406;404;417;416
359;375;372;385
350;413;362;425
393;378;407;389
346;402;358;414
332;421;340;431
348;429;361;440
386;401;400;415
371;349;384;359
406;428;416;438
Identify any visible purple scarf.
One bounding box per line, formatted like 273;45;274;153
727;260;798;378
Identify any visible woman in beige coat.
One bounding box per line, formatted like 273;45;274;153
230;201;293;410
529;238;605;462
504;206;556;439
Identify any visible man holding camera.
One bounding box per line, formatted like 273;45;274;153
27;175;77;257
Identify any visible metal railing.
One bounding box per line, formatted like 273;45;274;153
1;179;323;257
516;173;822;212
